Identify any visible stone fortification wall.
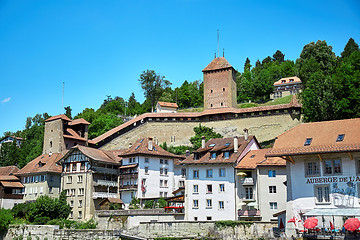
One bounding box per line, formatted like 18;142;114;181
100;113;301;150
4;222;278;240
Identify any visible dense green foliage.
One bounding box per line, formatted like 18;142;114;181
160;142;192;155
190;125;223;150
0;209;13;234
215;220;253;228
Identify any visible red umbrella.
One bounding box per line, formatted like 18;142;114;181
330;221;335;230
288;216;300;223
344;218;360;231
304;217;318;229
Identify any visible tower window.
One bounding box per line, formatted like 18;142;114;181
50;141;52;148
210;104;213;107
210;89;213;93
221;102;223;106
223;88;225;91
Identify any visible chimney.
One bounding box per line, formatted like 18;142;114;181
129;143;132;149
234;137;238;153
148;137;153;151
186;150;190;157
243;128;249;141
201;136;206;149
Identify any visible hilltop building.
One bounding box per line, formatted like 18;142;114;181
0;166;23;209
271;76;302;99
266;118;360;235
156;102;178;113
236;149;286;221
0;136;23;148
182;133;260;221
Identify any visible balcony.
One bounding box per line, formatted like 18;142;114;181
119;173;138;180
239;194;255;201
119;184;138;190
241;177;254;185
92;192;117;199
238;210;260;217
91;166;118;175
93;180;118;187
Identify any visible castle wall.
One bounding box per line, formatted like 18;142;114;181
100;112;301;151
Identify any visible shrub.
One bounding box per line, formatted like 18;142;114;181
33;216;50;225
0;208;14;234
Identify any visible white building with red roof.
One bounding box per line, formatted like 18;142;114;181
155;101;178;113
266;118;360;235
271;76;302;99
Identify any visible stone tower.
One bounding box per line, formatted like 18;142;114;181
202;57;237;110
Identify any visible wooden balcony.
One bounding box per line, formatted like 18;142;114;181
0;193;23;199
92;166;118;175
92;192;117;199
119;173;138;180
119;184;137;190
93;180;118;187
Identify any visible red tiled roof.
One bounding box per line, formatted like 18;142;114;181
157;102;178;108
17;153;63;175
202;57;233;72
266;118;360;157
119;164;138;169
0;181;24;188
90;100;301;145
69;118;91;125
119;138;184;159
65;145;122;165
273;76;302;86
182;136;255;165
64;128;87;142
0;175;20;181
236;149;286;169
0;166;20;176
45;114;71;122
0;136;24;142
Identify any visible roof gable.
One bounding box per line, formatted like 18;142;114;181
202;57;233;72
17;153;63;175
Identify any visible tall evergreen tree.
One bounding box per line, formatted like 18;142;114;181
341;38;359;58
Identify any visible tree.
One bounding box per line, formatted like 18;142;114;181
262;56;272;65
0;209;13;234
64;106;72;119
341;38;359;58
139;70;171;112
273;50;285;63
190;125;223;150
244;57;251;71
127;92;143;116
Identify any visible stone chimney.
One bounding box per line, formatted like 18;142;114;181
234;136;238;153
186;150;190;157
243;128;248;141
201;136;206;148
129;143;132;149
148;137;153;151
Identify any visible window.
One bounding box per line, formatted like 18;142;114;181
49;187;53;193
77;175;83;183
165;160;168;164
50;141;52;148
207;184;213;194
67;176;72;184
245;187;253;200
181;168;186;177
160;192;163;197
219;168;225;177
269;186;276;193
304;138;312;146
164;192;168;197
193;200;199;208
164;168;168;176
211;152;217;159
145;158;149;163
78;211;82;219
72;163;77;172
219;184;225;192
160;159;164;164
164;180;168;187
193;170;199;179
324;159;342;175
70;200;74;207
315;185;330;203
223;88;225;91
79;188;84;196
306;161;320;176
206;199;212;208
79;200;83;208
194;217;198;221
206;169;213;178
268;170;276;177
71;189;75;196
80;162;85;171
193;185;199;193
160;168;164;175
70;211;73;219
179;180;184;187
270;202;277;209
160;180;163;187
336;134;345;142
224;151;230;159
207;216;212;220
39;187;43;194
219;201;224;209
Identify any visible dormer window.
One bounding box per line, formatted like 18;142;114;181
211;152;217;159
289;79;294;82
194;153;199;160
281;80;286;83
224;143;230;146
224;151;230;159
209;144;216;147
304;138;312;146
250;155;255;158
336;134;345;142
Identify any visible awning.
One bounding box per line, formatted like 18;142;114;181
119;164;138;169
304;208;360;216
247;202;258;208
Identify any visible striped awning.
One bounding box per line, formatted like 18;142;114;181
304;208;360;216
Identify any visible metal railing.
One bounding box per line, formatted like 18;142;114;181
93;180;118;187
241;177;254;185
92;192;117;199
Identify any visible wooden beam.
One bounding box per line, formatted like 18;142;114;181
288;156;295;164
349;152;353;160
318;154;323;161
280;156;295;164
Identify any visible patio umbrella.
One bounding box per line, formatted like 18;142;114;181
344;218;360;231
304;217;318;229
330;221;335;230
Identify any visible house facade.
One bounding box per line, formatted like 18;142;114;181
0;166;23;209
0;136;23;148
270;76;302;99
236;149;286;221
182;134;260;221
58;145;122;221
118;138;184;209
266;118;360;235
155;102;178;113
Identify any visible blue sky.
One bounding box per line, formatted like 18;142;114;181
1;0;359;136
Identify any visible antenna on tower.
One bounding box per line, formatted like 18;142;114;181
217;29;219;58
223;48;225;57
62;82;64;113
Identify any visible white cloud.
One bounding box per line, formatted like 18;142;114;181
1;97;11;103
